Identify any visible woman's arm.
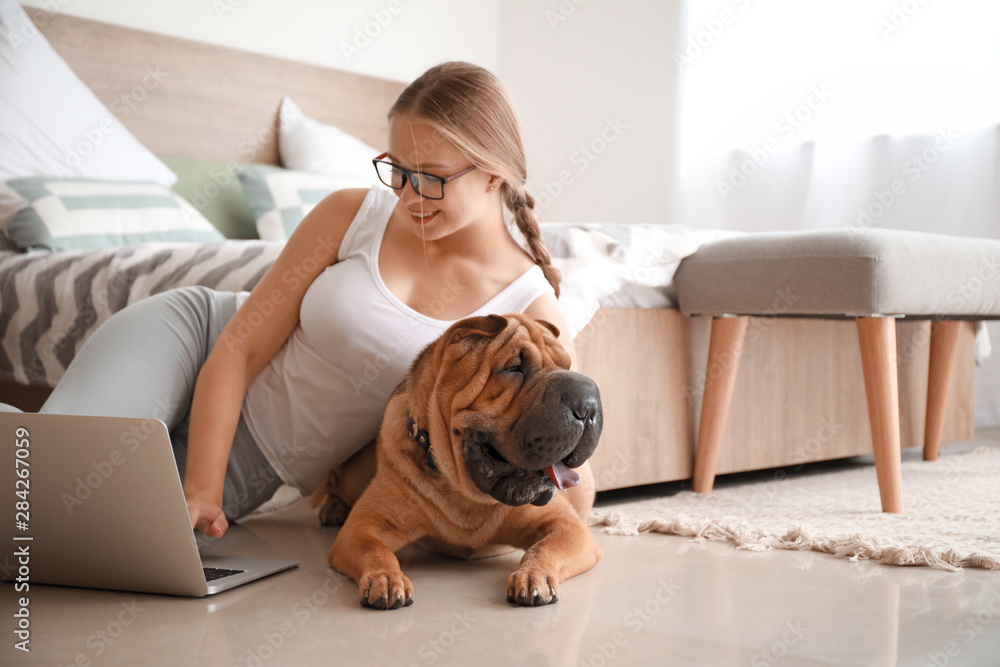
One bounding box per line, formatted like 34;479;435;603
523;292;578;370
183;188;368;537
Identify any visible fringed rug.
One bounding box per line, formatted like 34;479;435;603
589;445;1000;571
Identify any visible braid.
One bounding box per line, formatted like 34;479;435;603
503;184;561;298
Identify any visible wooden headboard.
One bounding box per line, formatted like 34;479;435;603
28;8;406;164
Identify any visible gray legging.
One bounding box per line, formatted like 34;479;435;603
38;285;282;521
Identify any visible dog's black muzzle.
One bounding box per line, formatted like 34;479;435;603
463;371;603;506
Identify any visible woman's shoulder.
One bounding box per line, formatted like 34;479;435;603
279;188;372;263
297;187;387;240
320;187;372;218
314;185;399;221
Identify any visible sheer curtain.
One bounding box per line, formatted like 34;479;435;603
673;0;1000;426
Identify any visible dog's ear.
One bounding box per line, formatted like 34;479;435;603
535;319;560;339
447;314;509;348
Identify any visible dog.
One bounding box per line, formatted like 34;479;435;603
312;313;603;609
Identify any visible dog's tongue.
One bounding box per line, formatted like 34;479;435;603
545;462;581;491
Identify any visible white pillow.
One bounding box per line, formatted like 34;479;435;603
278;97;380;179
0;0;176;186
0;177;225;251
237;165;373;242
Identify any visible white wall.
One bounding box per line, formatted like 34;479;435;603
499;1;682;225
22;0;500;82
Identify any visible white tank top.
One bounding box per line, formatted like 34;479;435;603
241;186;554;493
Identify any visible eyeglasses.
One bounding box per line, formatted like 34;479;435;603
372;153;476;200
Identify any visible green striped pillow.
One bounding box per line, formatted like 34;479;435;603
237;165;374;242
0;178;226;251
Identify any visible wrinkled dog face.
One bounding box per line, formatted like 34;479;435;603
439;314;603;507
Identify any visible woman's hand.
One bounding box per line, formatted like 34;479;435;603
186;493;229;538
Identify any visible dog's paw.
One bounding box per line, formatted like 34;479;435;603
360;570;414;610
506;568;559;606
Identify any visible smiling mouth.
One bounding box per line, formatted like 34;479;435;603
409;209;438;224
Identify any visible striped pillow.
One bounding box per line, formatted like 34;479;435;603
0;178;225;252
237;165;374;242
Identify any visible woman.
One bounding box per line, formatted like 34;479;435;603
41;61;595;537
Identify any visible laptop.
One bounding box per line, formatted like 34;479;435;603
0;412;298;596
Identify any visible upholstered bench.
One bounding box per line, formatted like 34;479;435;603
674;228;1000;513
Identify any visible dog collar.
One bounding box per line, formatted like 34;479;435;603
407;415;437;471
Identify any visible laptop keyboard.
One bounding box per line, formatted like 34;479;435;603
203;567;245;582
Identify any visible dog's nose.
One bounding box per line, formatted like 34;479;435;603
570;396;599;422
554;372;602;424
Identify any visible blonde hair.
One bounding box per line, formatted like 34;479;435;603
389;61;561;297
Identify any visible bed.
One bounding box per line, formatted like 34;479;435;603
0;5;976;492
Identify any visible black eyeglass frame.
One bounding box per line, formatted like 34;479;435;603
372;152;477;200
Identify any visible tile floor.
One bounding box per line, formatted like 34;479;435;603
4;435;1000;666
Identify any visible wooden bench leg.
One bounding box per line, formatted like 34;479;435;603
924;320;961;461
856;316;903;514
692;316;749;495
